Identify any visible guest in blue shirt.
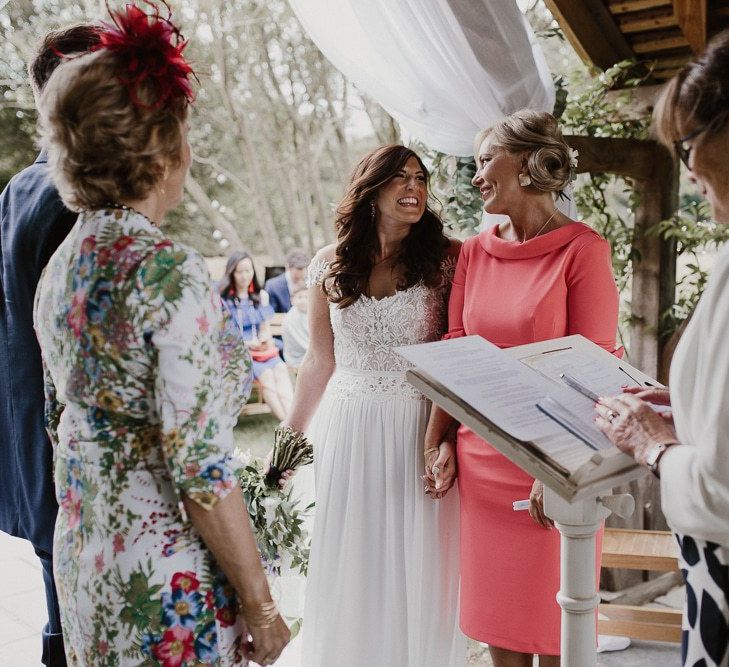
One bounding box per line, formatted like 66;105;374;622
0;23;101;667
220;250;294;420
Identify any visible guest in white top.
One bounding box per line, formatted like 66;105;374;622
596;29;729;667
282;286;309;369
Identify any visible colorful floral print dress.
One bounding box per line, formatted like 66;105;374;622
34;208;253;667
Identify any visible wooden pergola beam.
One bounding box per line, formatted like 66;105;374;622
545;0;635;70
566;135;660;180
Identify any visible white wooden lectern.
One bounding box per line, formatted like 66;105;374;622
401;335;658;666
545;488;636;666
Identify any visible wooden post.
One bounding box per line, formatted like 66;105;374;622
563;136;679;588
629;144;678;379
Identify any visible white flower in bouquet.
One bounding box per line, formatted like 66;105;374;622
232;447;252;468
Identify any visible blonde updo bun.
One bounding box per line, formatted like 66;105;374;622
475;109;572;195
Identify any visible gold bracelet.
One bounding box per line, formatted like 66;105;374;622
423;446;439;457
242;600;281;629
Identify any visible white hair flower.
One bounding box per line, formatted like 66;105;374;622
569;148;579;170
568;148;579;182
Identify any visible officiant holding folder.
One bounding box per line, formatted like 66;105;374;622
424;110;620;666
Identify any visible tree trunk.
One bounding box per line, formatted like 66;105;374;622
185;174;246;250
211;2;284;261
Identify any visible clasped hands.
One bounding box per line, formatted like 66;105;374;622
423;440;457;499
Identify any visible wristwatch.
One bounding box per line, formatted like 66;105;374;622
645;442;677;477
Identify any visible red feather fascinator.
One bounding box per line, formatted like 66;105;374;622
97;0;196;109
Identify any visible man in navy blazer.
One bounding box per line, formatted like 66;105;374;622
0;24;100;667
264;247;310;314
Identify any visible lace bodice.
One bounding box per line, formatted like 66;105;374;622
307;258;455;398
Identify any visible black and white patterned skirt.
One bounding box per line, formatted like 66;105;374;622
677;534;729;666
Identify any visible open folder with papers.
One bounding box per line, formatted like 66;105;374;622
395;334;660;501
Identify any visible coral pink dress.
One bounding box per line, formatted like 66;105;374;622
447;222;619;655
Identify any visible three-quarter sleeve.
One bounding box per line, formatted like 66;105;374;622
566;237;619;352
443;240;470;340
659;253;729;545
140;248;239;511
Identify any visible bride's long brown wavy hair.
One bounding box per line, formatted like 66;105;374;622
324;145;449;308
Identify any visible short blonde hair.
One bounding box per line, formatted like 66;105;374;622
39;49;187;211
474;109;571;195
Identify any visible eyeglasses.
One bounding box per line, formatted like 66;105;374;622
673;111;729;168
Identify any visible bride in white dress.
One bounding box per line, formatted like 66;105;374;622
281;145;465;666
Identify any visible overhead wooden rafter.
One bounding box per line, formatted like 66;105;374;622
544;0;634;71
546;0;727;86
673;0;708;52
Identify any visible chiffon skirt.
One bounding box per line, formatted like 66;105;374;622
302;378;464;667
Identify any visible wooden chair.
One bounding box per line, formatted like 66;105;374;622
599;528;683;643
268;312;285;338
240;381;272;417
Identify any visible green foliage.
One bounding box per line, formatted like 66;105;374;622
424;149;481;234
559;61;652;139
235;451;312;578
556;62;651;303
561;60;728;338
653;200;729;335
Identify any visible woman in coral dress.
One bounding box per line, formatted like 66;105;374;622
424;110;619;665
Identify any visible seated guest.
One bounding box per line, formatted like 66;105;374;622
264;247;310;313
220;250;294;420
282;286;309;369
34;5;289;664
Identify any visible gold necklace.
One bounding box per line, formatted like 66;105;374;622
520;209;559;243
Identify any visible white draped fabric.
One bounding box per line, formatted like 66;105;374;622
288;0;555;156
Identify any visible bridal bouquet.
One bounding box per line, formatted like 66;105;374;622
234;449;312;577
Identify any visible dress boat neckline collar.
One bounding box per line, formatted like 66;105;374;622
478;221;597;259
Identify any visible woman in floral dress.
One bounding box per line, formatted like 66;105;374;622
33;5;289;666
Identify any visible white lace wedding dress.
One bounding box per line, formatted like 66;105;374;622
301;259;465;667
